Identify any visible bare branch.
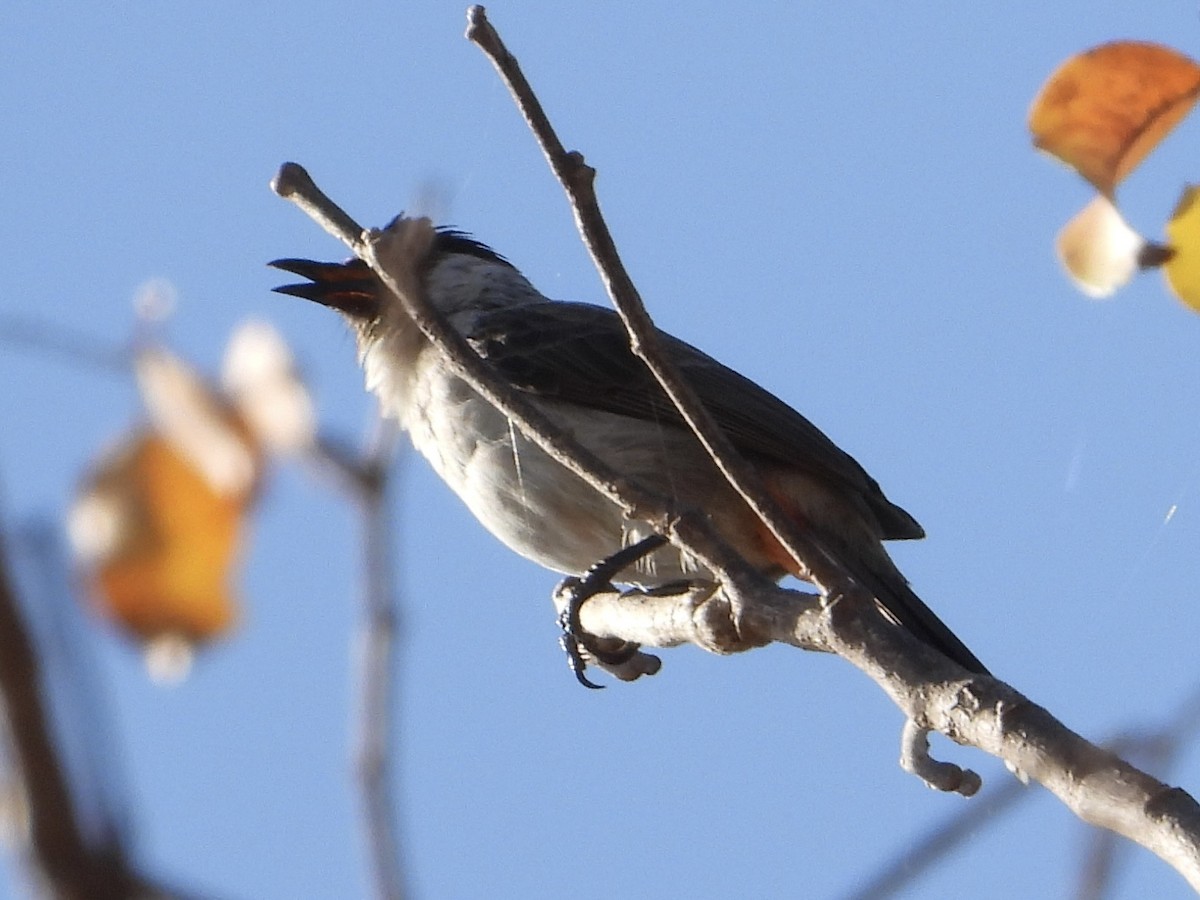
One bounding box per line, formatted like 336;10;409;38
465;1;1001;790
270;12;1200;884
848;776;1032;899
465;5;859;605
466;3;1200;876
271;162;1200;886
593;579;1200;882
854;688;1200;899
353;428;405;900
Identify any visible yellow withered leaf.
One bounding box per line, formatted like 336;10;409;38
1030;41;1200;194
1164;184;1200;311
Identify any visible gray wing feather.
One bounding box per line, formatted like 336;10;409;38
465;301;922;541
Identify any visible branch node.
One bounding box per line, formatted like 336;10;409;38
690;583;769;654
900;720;982;797
272;162;369;256
270;161;310;199
563;150;595;188
464;6;495;47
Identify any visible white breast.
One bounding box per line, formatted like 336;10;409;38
357;251;715;583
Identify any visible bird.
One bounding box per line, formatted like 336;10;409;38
270;224;987;675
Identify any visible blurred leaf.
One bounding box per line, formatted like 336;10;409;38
135;347;262;498
221;319;317;455
1056;195;1147;297
68;339;280;674
1164;184;1200;311
1030;41;1200;194
70;431;249;654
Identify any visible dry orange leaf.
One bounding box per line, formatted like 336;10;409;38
136;347;263;497
71;429;254;648
1030;41;1200;194
70;345;266;669
67;326;311;677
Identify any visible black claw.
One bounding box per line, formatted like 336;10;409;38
557;534;669;689
559;630;605;689
558;581;605;689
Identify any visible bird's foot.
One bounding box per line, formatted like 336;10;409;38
556;534;668;689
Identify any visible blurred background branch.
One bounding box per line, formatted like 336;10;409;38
309;427;406;900
849;685;1200;899
0;516;184;897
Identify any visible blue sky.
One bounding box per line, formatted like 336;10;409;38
4;3;1200;898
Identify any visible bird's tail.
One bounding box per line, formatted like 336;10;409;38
854;560;989;675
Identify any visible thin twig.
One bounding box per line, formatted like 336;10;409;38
0;315;132;374
846;775;1030;900
356;425;405;900
307;427;407;900
463;7;994;796
465;5;854;603
900;720;982;796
